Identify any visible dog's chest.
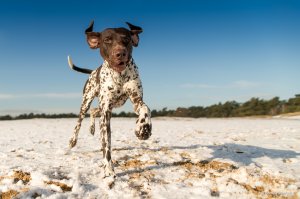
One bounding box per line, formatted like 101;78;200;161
99;60;139;101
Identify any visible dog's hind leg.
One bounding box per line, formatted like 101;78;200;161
89;108;100;136
69;92;94;148
69;69;100;148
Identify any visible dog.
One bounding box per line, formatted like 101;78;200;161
68;21;152;178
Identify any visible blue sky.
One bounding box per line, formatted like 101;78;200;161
0;0;299;115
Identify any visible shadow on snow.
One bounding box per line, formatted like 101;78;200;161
115;143;300;177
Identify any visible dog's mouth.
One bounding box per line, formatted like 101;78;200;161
110;61;127;72
118;61;125;66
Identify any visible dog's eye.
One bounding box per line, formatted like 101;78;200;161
104;38;112;44
122;38;130;44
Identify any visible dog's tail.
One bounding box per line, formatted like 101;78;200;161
67;56;93;74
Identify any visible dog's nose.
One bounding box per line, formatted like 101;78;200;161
113;46;127;59
115;49;127;59
116;51;126;58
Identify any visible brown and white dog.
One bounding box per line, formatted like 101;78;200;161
68;21;152;178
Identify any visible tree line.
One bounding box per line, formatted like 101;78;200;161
151;96;300;118
0;113;78;120
1;95;299;120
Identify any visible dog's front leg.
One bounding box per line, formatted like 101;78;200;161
99;102;115;178
126;81;152;140
133;99;152;140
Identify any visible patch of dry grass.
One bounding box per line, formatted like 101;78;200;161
44;180;72;192
12;170;31;184
0;189;19;199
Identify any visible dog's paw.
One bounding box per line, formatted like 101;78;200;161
102;175;116;189
90;125;95;136
100;159;116;179
135;123;152;140
135;114;152;140
69;137;77;149
101;166;116;179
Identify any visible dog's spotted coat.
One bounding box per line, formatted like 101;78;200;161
69;58;152;177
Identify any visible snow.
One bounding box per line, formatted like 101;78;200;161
0;117;300;198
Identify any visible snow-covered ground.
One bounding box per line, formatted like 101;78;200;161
0;117;300;198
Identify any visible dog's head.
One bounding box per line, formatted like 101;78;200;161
85;21;142;72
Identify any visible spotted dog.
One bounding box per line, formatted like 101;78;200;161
68;21;152;178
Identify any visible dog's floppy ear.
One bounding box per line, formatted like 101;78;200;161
85;20;101;49
126;22;143;47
